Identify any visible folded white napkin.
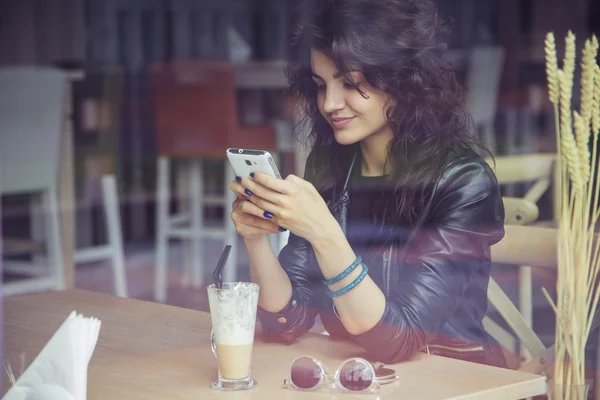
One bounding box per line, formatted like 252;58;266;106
4;311;101;400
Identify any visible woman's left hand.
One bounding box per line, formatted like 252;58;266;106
238;172;338;243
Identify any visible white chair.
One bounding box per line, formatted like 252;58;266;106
74;175;128;297
0;67;67;296
466;46;505;155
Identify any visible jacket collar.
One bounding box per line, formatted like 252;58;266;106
335;151;359;199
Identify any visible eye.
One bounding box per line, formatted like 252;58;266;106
344;81;362;90
312;80;326;91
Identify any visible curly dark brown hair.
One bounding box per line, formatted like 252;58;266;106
287;0;485;225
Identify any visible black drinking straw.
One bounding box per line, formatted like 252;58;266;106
213;245;232;289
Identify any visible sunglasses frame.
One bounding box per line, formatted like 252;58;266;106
284;355;381;394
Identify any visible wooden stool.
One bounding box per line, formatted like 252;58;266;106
149;61;280;303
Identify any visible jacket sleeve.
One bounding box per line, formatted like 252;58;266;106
349;158;505;363
256;231;319;343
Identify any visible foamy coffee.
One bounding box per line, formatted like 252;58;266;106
212;316;254;380
208;282;259;387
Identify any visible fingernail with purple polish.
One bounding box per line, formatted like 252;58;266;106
250;172;255;178
235;176;241;182
264;211;273;219
278;227;287;232
244;189;253;196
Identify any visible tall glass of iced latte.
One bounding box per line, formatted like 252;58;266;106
207;282;259;390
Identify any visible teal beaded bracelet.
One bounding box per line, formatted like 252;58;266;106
325;264;369;298
321;256;363;286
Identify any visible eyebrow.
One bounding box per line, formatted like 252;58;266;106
311;70;360;80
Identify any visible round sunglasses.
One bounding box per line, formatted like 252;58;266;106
284;356;398;393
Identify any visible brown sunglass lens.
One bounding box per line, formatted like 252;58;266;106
338;359;374;392
290;357;322;389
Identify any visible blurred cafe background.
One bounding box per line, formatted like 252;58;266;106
1;0;599;396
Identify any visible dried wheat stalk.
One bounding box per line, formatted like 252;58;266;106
544;31;600;397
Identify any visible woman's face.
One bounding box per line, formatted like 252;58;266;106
310;49;393;146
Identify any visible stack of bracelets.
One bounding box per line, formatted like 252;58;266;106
321;256;369;298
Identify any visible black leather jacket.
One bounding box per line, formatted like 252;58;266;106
257;150;506;366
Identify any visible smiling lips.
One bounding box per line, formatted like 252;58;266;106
330;117;355;128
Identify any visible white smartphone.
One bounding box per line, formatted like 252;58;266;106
226;148;282;179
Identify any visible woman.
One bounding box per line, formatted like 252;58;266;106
228;0;506;367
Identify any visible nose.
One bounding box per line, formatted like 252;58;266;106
323;86;345;114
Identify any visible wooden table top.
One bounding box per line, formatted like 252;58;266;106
4;289;547;399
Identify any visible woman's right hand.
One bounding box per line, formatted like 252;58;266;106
229;180;283;241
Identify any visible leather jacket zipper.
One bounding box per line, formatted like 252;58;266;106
383;244;392;296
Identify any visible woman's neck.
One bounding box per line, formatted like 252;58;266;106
359;130;393;177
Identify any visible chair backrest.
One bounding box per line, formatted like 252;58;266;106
149;60;280;159
0;67;67;194
466;46;505;125
502;197;539;225
491;225;557;268
149;61;239;158
487;153;556;186
487;153;557;216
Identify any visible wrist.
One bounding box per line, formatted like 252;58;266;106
243;235;271;247
310;224;359;284
309;220;351;255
